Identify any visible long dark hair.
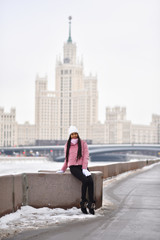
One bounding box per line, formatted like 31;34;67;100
66;135;82;163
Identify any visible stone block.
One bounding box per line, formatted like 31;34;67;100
14;174;23;212
89;165;108;178
0;175;13;217
23;171;103;210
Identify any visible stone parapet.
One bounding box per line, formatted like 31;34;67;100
0;171;103;217
0;159;159;218
89;159;160;179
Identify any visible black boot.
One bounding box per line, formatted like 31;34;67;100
80;200;88;214
88;201;95;215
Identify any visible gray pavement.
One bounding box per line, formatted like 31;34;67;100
7;163;160;240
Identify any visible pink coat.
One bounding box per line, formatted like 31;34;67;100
61;140;89;172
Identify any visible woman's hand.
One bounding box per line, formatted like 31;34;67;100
82;169;91;177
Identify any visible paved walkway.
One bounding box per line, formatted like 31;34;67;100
7;163;160;240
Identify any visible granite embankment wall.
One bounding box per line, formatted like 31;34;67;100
0;171;103;218
0;159;159;218
89;159;160;178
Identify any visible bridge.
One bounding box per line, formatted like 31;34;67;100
55;144;160;161
0;144;160;161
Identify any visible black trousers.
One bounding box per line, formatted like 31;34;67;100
70;165;94;202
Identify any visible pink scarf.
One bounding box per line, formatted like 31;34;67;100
71;138;78;145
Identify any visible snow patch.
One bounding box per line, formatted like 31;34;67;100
0;206;97;239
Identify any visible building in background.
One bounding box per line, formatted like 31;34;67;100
0;108;17;147
131;124;157;144
90;121;106;144
151;114;160;143
35;75;58;141
0;108;35;147
105;107;131;144
35;17;98;141
17;121;35;146
1;105;159;146
91;107;131;144
91;106;160;144
0;18;160;146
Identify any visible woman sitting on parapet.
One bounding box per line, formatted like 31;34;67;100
57;126;95;215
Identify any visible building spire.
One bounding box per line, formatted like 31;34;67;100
67;16;72;43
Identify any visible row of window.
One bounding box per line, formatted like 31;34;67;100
0;115;15;118
61;70;72;74
0;125;15;129
0;141;15;146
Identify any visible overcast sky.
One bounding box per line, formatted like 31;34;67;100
0;0;160;125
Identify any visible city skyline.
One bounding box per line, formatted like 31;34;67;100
0;0;160;125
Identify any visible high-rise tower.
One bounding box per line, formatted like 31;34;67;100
35;17;98;141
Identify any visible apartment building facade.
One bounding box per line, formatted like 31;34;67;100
0;108;17;147
91;106;159;144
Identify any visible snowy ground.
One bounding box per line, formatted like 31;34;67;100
0;206;99;240
0;159;159;240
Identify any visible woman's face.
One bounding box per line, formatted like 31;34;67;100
70;132;78;139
